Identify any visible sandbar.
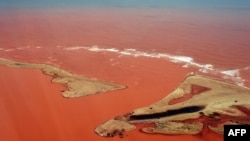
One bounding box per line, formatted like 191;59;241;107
0;58;126;98
95;75;250;137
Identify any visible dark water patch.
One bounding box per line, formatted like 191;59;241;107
129;106;204;120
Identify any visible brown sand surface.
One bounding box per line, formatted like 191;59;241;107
0;58;126;98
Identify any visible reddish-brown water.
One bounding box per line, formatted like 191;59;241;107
0;8;249;141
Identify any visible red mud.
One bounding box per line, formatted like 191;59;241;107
1;8;249;141
218;105;250;123
168;84;211;105
1;54;206;141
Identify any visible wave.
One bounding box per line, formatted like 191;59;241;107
65;46;213;69
64;45;248;87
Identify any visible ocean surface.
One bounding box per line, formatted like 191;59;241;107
0;1;250;141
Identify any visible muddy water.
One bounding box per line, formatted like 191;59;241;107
0;54;210;141
1;8;249;141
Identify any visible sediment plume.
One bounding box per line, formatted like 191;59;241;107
0;58;126;98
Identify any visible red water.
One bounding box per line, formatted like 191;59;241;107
0;8;249;141
168;84;211;105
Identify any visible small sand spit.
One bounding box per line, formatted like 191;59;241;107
0;58;126;98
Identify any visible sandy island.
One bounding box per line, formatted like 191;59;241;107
0;58;126;98
95;75;250;137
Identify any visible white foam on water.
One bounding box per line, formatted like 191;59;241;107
16;47;25;50
221;69;240;77
64;45;247;86
4;49;14;52
64;46;89;51
219;69;246;86
15;46;34;50
65;45;215;71
243;66;250;71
